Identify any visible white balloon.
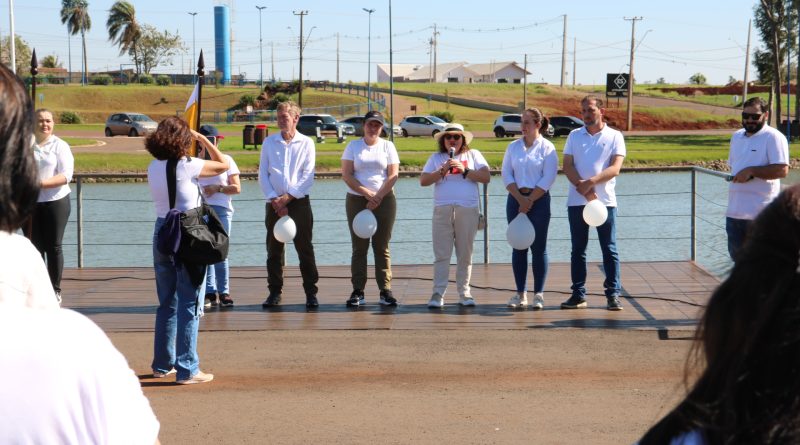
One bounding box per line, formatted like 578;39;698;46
352;209;378;239
273;215;297;243
583;200;608;227
506;213;536;250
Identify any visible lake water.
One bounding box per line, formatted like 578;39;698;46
59;171;800;277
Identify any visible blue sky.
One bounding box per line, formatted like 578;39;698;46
2;0;764;86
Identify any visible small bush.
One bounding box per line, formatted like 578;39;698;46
430;110;454;123
156;75;171;86
60;111;82;124
138;74;154;84
238;93;257;108
91;75;112;85
268;93;291;109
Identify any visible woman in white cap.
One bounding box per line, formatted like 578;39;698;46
420;124;490;308
341;110;400;307
197;124;240;309
501;108;558;310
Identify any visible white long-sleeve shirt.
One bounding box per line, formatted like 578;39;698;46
258;132;315;200
34;135;74;202
501;136;559;192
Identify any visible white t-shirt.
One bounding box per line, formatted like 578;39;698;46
0;307;160;444
423;149;489;208
341;138;400;195
0;231;58;309
727;125;789;220
198;154;240;211
147;157;205;218
501;136;559;191
34;135;74;202
563;125;626;206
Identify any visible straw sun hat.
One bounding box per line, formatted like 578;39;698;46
433;123;473;145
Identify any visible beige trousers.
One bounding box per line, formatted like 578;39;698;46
431;205;479;298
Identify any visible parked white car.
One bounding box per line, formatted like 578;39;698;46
493;114;554;138
398;115;449;137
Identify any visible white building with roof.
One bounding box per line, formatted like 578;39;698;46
377;61;529;84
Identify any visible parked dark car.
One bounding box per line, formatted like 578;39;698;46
549;116;584;136
296;114;354;137
104;112;158;137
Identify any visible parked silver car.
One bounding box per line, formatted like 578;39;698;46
104;112;158;137
493;114;554;138
340;115;402;137
398;115;449;137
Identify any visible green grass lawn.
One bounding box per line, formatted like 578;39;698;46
72;134;800;173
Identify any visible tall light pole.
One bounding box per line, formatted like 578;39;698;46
363;8;375;110
188;12;197;84
256;6;266;90
293;10;309;108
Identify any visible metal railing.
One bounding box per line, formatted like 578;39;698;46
69;167;732;272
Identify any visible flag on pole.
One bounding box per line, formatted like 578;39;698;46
184;82;200;156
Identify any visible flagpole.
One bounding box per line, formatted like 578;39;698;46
192;50;205;156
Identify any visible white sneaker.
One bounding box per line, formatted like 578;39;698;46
153;368;177;378
176;370;214;385
427;293;444;308
459;294;476;307
507;292;528;308
532;293;544;310
55;291;62;305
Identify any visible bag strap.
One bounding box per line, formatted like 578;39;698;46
469;150;484;213
166;158;178;210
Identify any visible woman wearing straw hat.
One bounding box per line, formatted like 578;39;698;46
420;124;490;308
341;110;400;307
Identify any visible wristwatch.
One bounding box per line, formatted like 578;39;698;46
462;168;470;179
218;185;224;193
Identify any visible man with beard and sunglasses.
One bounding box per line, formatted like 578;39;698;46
726;96;789;261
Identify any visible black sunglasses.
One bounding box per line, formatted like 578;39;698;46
742;112;763;120
444;134;462;140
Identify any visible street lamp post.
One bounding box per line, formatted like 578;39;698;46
188;12;197;84
256;6;266;91
363;8;375;110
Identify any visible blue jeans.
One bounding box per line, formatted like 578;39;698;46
567;205;621;299
506;193;550;293
205;205;233;295
725;217;750;261
151;218;205;381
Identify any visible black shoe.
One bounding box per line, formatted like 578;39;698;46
379;289;397;306
219;293;234;307
306;295;319;309
606;296;623;311
347;289;365;307
262;293;282;308
560;294;588;309
204;293;217;308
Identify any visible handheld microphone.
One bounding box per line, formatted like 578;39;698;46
449;147;457;173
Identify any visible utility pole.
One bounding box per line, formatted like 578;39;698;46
336;33;340;84
428;38;433;82
363;8;375;110
9;0;16;74
389;0;394;142
432;24;439;83
294;10;308;108
560;14;567;88
743;19;751;107
572;37;576;88
256;6;266;90
188;12;197;84
523;53;528;110
271;42;275;83
624;16;642;131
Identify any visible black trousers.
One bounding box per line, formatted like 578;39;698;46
24;194;71;293
265;197;319;297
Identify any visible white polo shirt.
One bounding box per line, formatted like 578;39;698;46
727;124;789;220
423;149;489;208
34;135;74;203
563;125;626;206
341;138;400;195
501;136;559;192
198;154;240;211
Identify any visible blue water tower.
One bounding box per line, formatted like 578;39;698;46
214;5;231;85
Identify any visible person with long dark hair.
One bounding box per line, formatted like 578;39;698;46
501;108;558;309
640;184;800;444
24;108;74;304
146;116;229;385
420;124;490;308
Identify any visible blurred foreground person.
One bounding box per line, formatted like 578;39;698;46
0;62;160;444
640;184;800;444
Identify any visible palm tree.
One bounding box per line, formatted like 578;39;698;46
60;0;91;85
106;1;141;78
